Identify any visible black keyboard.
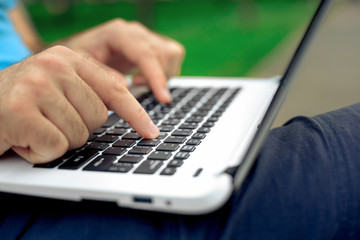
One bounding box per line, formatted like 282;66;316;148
34;87;240;176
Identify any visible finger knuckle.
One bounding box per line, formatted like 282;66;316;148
172;42;186;57
163;40;185;60
32;50;71;74
5;95;29;119
110;78;128;96
107;18;126;29
46;45;73;55
129;20;145;29
26;76;53;97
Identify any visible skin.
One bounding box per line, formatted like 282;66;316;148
0;5;185;164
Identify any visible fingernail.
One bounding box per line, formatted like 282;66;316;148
149;120;159;138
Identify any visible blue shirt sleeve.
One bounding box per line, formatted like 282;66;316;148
4;0;17;8
0;0;32;70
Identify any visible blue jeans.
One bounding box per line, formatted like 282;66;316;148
2;103;360;240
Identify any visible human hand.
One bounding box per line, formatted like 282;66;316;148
0;46;159;164
60;19;185;104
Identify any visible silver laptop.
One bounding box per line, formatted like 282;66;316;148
0;0;331;214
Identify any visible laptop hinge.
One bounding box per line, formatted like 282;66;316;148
223;166;239;179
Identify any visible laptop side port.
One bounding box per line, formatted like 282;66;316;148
133;196;152;204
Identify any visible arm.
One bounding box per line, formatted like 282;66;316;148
8;2;45;53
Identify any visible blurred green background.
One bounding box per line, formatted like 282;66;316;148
24;0;317;77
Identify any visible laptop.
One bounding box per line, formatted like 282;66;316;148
0;0;332;214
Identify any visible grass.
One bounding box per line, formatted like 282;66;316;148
25;0;317;76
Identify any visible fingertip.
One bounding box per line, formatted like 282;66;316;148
156;87;172;104
148;120;160;139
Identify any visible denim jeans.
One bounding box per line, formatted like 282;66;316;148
1;103;360;240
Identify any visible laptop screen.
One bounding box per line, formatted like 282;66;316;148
167;0;323;79
243;0;323;78
233;0;331;191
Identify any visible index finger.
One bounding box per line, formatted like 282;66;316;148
74;54;159;139
137;56;172;104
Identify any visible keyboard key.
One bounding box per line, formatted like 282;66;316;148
95;135;118;143
122;133;142;140
179;123;198;130
179;106;192;112
128;146;152;155
114;122;130;129
83;155;116;171
93;128;106;135
144;99;158;111
60;149;79;159
192;110;209;117
175;152;190;159
164;136;186;144
134;160;163;174
158;125;174;132
185;101;197;108
202;122;215;128
186;116;204;123
88;134;96;141
212;112;223;118
102;114;121;127
113;139;136;148
160;167;176;176
208;117;219;122
157;132;168;140
192;133;206;139
199;104;214;111
34;158;65;168
186;139;201;146
59;150;98;170
118;154;143;163
137;139;160;147
167;159;183;168
218;106;228;112
108;162;134;173
148;151;172;160
106;129;127;136
156;143;180;152
86;142;109;150
172;129;193;136
168;113;187;120
103;147;126;156
150;112;165;120
197;127;210;133
159;106;172;113
181;145;196;152
162;119;180;125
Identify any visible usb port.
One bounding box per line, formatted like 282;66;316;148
133;196;152;204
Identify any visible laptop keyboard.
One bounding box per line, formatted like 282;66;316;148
34;87;240;176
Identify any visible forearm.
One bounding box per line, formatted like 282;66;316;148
8;2;45;53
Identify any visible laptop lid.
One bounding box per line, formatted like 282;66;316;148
233;0;334;191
